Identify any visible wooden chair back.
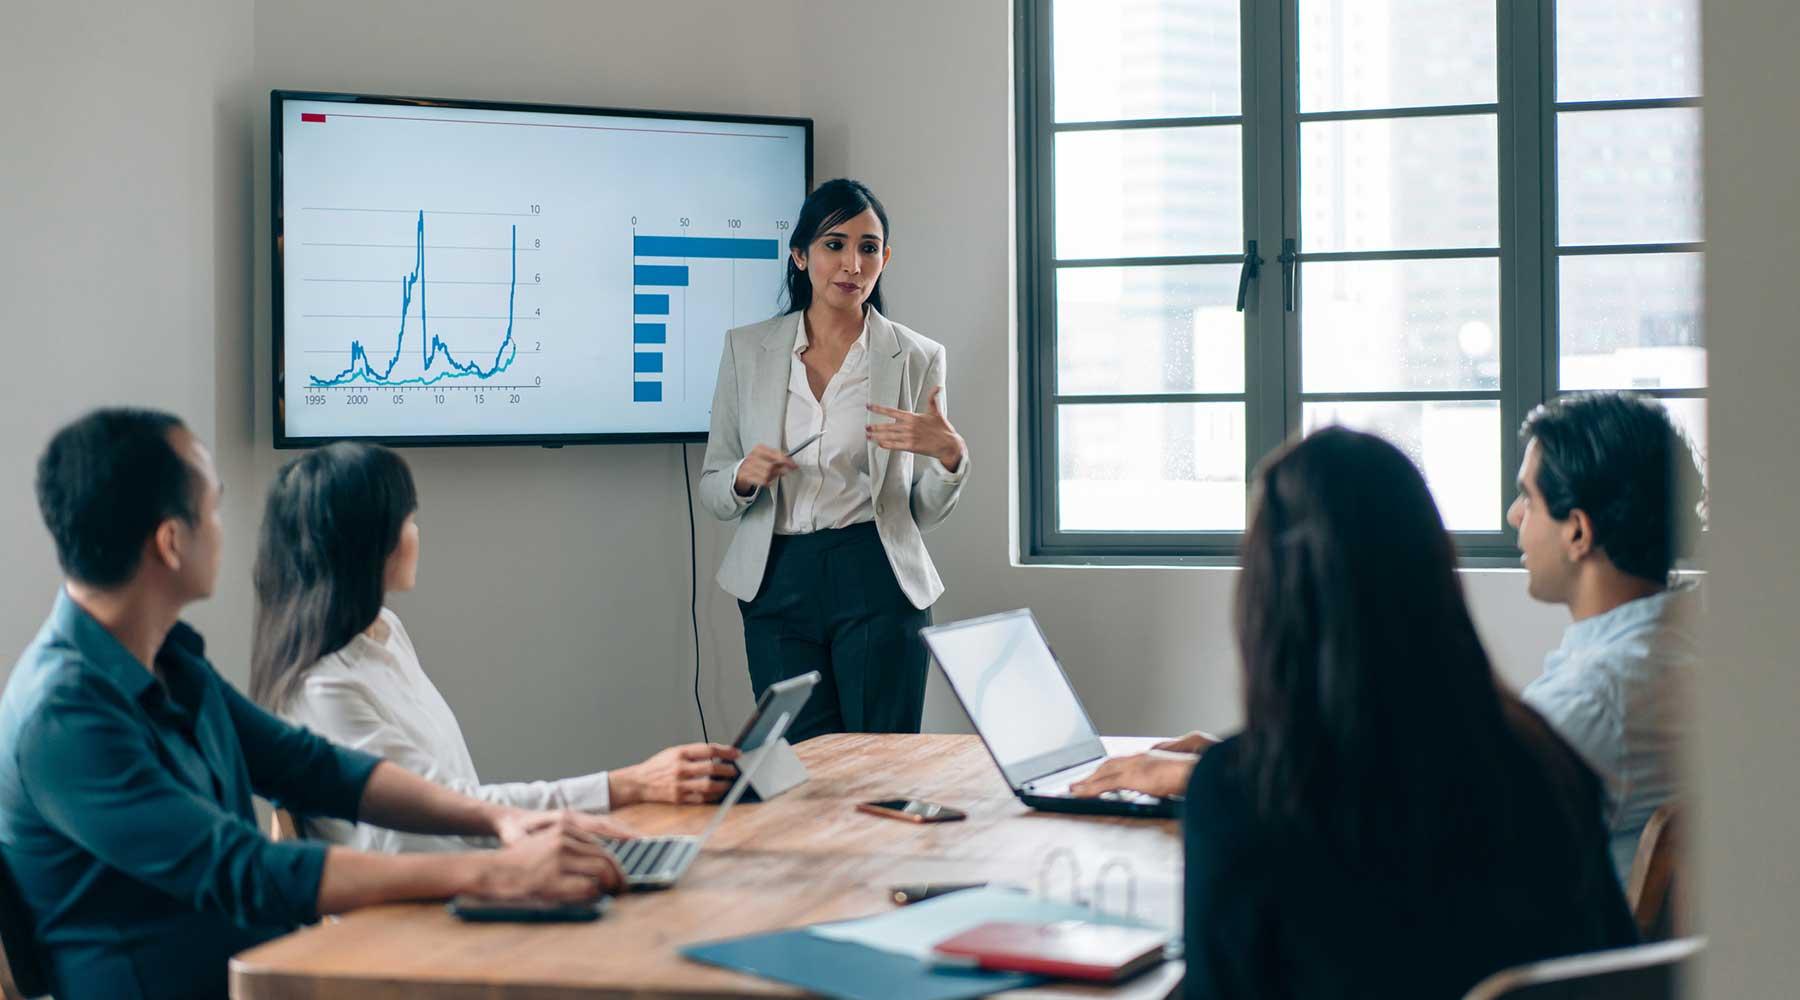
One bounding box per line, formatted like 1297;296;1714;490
1627;804;1683;940
269;808;300;843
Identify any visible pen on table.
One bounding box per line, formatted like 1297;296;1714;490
890;881;988;905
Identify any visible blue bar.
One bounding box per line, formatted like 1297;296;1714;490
635;294;670;315
634;351;664;374
634;381;662;402
634;235;781;260
634;264;690;287
634;323;667;345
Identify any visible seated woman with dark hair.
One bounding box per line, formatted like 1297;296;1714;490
1183;428;1636;1000
251;442;741;853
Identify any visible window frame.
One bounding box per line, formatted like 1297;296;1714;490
1016;0;1703;566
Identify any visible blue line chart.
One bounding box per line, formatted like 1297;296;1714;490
309;211;518;387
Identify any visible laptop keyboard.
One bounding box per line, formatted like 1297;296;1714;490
1029;779;1162;805
601;837;697;878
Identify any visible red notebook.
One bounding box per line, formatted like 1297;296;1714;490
932;920;1169;982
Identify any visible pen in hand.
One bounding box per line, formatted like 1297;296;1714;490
786;431;823;457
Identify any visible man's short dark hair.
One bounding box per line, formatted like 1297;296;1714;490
1521;392;1706;584
35;408;200;588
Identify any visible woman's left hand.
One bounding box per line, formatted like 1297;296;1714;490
867;387;967;472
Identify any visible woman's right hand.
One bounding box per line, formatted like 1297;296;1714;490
734;444;798;496
477;814;625;901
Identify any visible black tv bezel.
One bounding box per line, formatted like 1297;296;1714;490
271;89;814;449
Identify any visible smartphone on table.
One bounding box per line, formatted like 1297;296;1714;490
448;895;610;923
856;799;968;823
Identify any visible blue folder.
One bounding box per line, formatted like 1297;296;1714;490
681;928;1041;1000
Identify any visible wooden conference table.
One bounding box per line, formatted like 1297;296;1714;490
232;734;1186;999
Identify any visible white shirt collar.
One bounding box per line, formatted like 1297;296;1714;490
794;312;870;358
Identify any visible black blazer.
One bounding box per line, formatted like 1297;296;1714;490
1182;734;1637;1000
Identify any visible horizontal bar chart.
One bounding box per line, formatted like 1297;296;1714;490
633;235;781;260
634;264;689;286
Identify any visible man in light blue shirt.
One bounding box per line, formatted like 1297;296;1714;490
1507;393;1705;881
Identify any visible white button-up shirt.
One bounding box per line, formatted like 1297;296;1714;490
1522;585;1697;882
279;608;612;853
773;314;876;535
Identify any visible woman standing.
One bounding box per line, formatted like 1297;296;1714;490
699;179;969;742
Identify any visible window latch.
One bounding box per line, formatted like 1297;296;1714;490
1234;240;1263;312
1278;238;1299;312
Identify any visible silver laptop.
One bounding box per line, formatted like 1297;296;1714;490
922;609;1177;819
600;709;794;889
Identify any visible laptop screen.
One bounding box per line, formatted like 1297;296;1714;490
923;609;1107;788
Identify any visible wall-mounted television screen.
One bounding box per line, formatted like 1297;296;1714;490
272;90;812;447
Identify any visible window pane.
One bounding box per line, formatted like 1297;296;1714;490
1054;0;1242;122
1056;126;1243;259
1298;0;1496;113
1557;0;1700;102
1302;258;1500;392
1058;265;1244;395
1560;253;1703;390
1301;115;1498;251
1557;108;1702;246
1059;403;1245;531
1302;401;1500;530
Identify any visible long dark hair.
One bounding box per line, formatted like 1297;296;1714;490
781;178;890;316
1235;427;1598;878
250;442;418;707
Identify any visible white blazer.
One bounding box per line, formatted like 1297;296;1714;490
699;307;969;609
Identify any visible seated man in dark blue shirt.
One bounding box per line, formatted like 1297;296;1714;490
0;409;629;1000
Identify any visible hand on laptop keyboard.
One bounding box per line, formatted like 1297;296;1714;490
1067;753;1195;801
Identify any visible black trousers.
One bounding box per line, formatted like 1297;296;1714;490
739;522;932;743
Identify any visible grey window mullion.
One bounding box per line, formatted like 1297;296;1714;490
1538;0;1563;416
1552;97;1701;113
1015;0;1057;558
1557;241;1705;256
1558;387;1709;401
1297;247;1502;263
1498;0;1550;545
1054;114;1244;132
1248;0;1287;488
1296;102;1500;123
1275;0;1302;462
1058;393;1250;406
1057;253;1247;268
1298;390;1504;404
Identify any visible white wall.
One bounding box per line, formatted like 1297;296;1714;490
0;0;257;666
1694;2;1800;996
2;0;1568;788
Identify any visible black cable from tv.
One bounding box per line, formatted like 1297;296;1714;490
681;443;709;744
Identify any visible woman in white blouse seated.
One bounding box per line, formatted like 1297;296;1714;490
250;442;739;853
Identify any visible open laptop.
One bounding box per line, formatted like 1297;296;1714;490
922;609;1179;819
600;708;795;889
